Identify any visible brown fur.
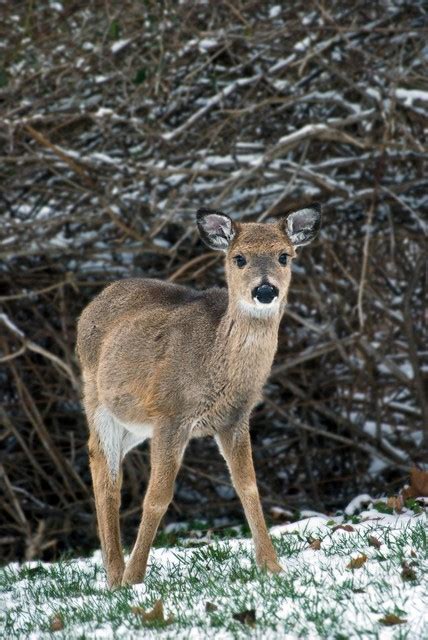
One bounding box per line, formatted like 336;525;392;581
77;211;320;588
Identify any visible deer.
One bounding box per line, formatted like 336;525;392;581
76;204;321;588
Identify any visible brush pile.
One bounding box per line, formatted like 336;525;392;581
0;1;426;561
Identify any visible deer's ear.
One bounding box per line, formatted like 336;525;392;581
196;208;235;251
282;203;321;247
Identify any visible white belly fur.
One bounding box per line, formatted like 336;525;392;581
93;405;153;477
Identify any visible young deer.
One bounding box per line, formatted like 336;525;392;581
77;204;321;588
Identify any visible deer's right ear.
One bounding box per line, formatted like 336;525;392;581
196;208;235;251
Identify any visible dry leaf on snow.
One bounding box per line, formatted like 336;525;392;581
309;539;321;550
387;495;403;512
332;524;355;533
50;614;64;632
233;609;256;627
368;535;382;549
379;614;407;626
347;554;367;569
131;599;174;625
402;467;428;498
401;562;417;582
205;602;218;613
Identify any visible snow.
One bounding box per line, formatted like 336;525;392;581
294;35;314;52
278;123;328;147
344;494;373;515
89;152;119;165
200;154;235;168
0;313;25;338
1;505;427;639
395;88;428;106
94;75;110;84
94;107;114;117
269;5;281;18
198;38;218;52
366;87;382;101
269;54;296;74
110;39;131;54
369;456;389;475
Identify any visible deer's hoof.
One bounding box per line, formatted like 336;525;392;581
258;557;284;574
121;566;146;586
107;569;125;590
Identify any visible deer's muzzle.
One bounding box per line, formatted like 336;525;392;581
252;283;279;304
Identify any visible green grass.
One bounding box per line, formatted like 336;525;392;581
0;517;427;639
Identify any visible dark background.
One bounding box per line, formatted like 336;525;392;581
0;0;426;563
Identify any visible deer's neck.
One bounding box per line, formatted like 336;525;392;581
211;300;281;392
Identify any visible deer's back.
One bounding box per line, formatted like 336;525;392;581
76;278;227;372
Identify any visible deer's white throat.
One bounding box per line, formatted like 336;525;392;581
238;297;280;318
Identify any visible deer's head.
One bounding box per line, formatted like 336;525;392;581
197;205;321;317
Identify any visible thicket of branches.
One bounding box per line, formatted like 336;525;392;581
1;0;426;562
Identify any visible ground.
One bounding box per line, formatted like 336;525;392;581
0;501;427;639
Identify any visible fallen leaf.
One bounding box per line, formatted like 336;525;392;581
347;554;367;569
142;600;166;623
387;495;403;512
50;614;64;632
205;602;218;613
402;467;428;498
401;562;417;582
233;609;256;627
131;599;174;625
309;539;321;550
379;614;407;626
411;549;417;558
368;535;381;549
409;467;428;497
332;524;355;533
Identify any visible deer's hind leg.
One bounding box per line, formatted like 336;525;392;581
85;383;125;589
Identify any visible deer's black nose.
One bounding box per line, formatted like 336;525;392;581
252;283;279;304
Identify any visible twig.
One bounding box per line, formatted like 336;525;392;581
0;313;79;390
357;201;374;329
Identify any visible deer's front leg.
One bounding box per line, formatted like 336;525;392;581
122;428;187;586
88;432;125;589
216;426;282;574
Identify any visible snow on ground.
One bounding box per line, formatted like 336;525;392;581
0;502;427;639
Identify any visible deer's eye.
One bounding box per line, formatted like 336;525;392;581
278;253;289;266
234;255;247;268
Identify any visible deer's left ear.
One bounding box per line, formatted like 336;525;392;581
281;203;321;247
196;208;235;251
